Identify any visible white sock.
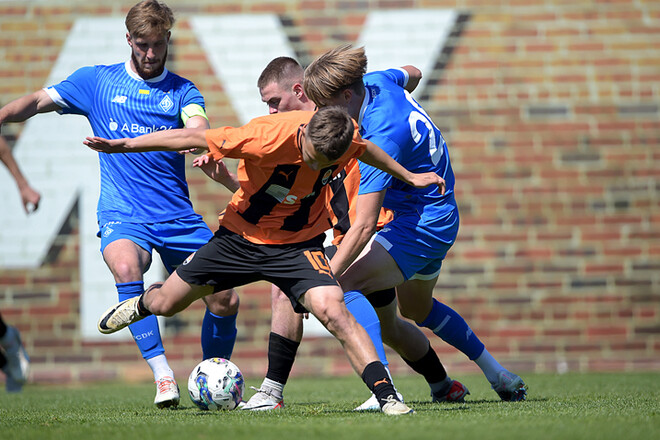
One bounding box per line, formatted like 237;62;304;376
147;354;174;381
474;349;506;384
429;376;452;396
262;377;284;399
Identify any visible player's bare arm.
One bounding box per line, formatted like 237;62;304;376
360;139;446;194
329;190;385;277
0;90;60;131
401;65;422;93
84;127;209;153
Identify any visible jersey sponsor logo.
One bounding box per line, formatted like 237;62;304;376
138;89;150;95
112;95;127;104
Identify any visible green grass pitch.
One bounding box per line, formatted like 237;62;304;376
1;372;658;440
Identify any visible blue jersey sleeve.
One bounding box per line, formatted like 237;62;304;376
180;82;205;109
380;68;409;89
357;134;402;195
50;66;97;116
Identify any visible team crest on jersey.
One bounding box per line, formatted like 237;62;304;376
321;169;333;185
159;94;174;113
182;252;196;265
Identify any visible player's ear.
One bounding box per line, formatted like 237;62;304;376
292;83;304;98
126;32;132;47
342;88;353;103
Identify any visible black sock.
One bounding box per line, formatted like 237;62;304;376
265;332;300;385
0;351;6;369
402;344;448;384
361;361;398;407
136;294;152;317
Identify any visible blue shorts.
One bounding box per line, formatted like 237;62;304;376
374;208;459;281
98;214;213;274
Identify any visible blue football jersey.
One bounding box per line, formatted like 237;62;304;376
46;61;205;225
357;68;457;228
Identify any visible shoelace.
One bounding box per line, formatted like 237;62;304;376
108;298;137;322
157;377;177;393
249;386;278;398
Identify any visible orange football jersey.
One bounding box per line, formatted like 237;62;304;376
205;111;366;245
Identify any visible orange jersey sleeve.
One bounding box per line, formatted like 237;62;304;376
204;111;366;245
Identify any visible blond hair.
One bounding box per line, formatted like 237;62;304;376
306;106;356;161
303;45;367;107
125;0;175;38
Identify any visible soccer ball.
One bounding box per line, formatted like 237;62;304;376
188;357;245;410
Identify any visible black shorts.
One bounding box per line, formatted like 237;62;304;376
176;227;339;313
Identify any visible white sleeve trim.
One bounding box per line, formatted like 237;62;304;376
395;67;409;88
43;87;69;112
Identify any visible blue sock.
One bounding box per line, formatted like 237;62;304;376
117;281;164;360
344;290;388;366
418;298;485;361
201;309;237;360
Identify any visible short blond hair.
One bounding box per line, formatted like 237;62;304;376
125;0;175;38
303;45;367;107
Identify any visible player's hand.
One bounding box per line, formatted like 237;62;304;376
84;136;129;153
20;185;41;214
410;172;446;195
193;155;239;192
192;154;230;182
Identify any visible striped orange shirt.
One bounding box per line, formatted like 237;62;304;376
205;111;366;245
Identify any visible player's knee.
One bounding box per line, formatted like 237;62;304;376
205;289;240;316
110;260;142;283
398;303;429;323
322;305;355;338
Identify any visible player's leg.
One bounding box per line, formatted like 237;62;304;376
201;290;239;360
343;289;403;411
398;279;526;401
101;229;180;408
341;239;469;402
298;285;412;415
157;216;240;362
243;285;303;411
0;312;30;393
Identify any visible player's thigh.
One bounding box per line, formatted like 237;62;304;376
270;284;303;340
339;239;404;294
149;270;214;316
102;238;152;282
395;278;438;323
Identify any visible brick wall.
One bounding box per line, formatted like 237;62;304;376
1;0;658;387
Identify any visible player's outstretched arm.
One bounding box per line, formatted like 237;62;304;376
0;135;41;213
84;128;209;154
360;140;446;194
